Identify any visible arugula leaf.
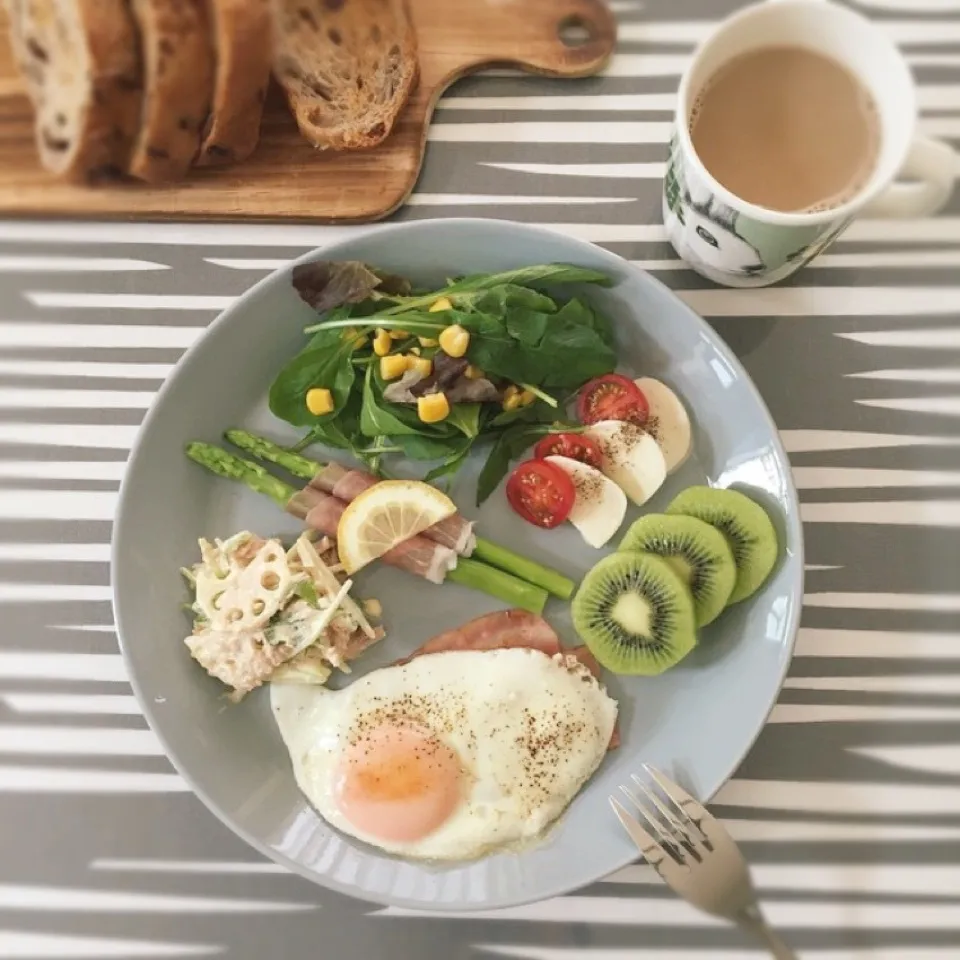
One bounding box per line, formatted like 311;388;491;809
459;311;537;384
393;434;468;461
359;365;424;437
446;403;481;438
293;387;364;452
460;299;615;390
488;399;560;429
476;436;513;508
473;284;557;317
378;264;611;317
533;306;617;388
360;436;393;477
505;309;552;346
446;264;612;295
556;296;616;352
464;286;556;351
268;328;355;427
302;305;353;347
424;441;475;484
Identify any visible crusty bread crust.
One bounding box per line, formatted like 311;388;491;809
5;0;143;183
128;0;215;183
197;0;272;167
271;0;419;152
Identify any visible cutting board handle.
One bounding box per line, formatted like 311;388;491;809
422;0;617;82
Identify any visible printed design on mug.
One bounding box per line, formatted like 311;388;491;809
664;132;851;284
664;135;764;278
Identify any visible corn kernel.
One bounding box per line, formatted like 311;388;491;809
429;297;453;313
502;385;522;412
372;328;392;356
439;324;470;358
305;388;334;416
409;356;433;378
519;389;537;408
340;327;367;349
389;329;410;340
417;392;450;424
363;597;382;618
380;354;408;380
409;346;421;356
464;364;485;380
418;336;439;348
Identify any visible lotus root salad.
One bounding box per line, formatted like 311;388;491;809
180;258;785;862
182;531;383;701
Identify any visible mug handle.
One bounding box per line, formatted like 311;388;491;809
862;136;958;219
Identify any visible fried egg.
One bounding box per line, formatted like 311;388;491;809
270;647;618;860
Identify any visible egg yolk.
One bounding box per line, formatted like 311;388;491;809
336;724;463;843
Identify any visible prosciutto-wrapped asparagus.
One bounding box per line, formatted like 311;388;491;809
286;483;457;585
184;442;551;613
308;462;476;556
222;430;574;600
224;430;476;557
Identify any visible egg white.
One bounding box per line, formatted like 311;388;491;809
271;647;618;860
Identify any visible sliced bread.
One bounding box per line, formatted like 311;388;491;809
128;0;215;182
271;0;419;152
5;0;143;183
197;0;273;167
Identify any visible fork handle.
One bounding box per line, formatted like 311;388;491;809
737;905;798;960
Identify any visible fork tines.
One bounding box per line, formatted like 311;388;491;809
610;765;712;868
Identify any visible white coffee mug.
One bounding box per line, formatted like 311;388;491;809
662;0;958;287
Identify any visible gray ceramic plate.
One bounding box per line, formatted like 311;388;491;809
112;219;803;911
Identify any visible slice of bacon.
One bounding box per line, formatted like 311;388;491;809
311;463;476;557
402;611;620;749
284;486;457;586
403;608;561;662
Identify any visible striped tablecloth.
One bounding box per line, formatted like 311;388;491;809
2;1;959;957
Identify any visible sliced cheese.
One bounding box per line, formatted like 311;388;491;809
545;454;627;549
634;377;692;474
583;420;667;506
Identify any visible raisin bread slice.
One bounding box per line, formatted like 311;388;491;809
128;0;215;182
4;0;142;182
271;0;419;152
197;0;272;167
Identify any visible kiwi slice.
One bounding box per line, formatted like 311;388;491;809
572;552;697;676
666;486;778;604
619;514;736;627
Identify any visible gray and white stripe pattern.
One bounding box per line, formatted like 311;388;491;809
2;0;959;955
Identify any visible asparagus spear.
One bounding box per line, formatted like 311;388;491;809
185;442;548;615
471;539;574;602
223;430;317;481
224;428;576;600
448;559;546;615
185;442;294;509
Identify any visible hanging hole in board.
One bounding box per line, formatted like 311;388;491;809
558;15;593;48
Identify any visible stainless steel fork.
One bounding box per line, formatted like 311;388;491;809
610;765;797;960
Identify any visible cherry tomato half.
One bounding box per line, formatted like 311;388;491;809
577;373;649;426
533;432;603;470
505;459;576;529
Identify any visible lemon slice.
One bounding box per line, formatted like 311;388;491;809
336;480;457;574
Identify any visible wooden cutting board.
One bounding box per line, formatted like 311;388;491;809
0;0;615;223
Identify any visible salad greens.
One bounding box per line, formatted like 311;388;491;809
268;261;616;498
